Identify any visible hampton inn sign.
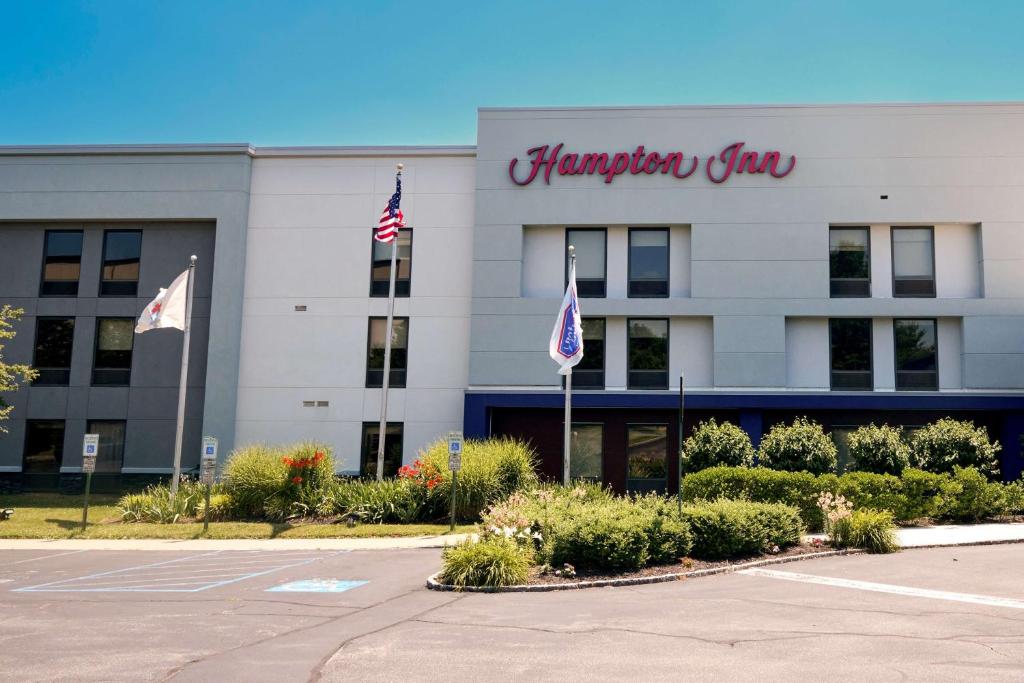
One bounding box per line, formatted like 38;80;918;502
508;141;797;185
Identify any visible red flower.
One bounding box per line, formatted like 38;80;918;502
282;457;294;466
291;476;303;484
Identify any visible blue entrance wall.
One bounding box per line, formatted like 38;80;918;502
464;391;1024;481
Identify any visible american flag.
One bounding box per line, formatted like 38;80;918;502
375;173;406;243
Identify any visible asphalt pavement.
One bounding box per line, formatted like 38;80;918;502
2;544;1023;681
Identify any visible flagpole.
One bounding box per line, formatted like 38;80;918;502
170;255;197;497
563;245;575;487
376;164;403;481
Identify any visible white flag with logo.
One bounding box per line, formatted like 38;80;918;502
135;269;188;333
548;259;584;375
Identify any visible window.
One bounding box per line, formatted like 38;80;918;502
892;227;935;297
370;228;412;297
627;424;668;493
23;420;65;474
566;228;606;297
628;318;669;389
829;227;870;297
366;317;408;388
33;318;75;386
361;422;403;478
86;420;126;472
569;423;603;481
92;318;134;386
894;319;938;390
572;318;605;389
100;230;142;296
831;426;856;473
40;230;83;296
829;318;873;390
628;228;669;297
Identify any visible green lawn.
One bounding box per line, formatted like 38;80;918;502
0;493;473;539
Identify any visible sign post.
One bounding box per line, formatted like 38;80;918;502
447;431;463;532
81;434;99;532
200;437;218;533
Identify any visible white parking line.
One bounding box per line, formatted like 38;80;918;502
739;568;1024;610
4;550;87;566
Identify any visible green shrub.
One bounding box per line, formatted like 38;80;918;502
222;444;289;518
420;437;539;522
911;419;1001;479
758;417;838;475
848;424;911;475
682;499;803;560
683;466;827;530
439;537;532;588
834;471;906;516
680;419;755;474
939;466;1006;522
897;468;948;520
1003;481;1024;515
195;492;234;521
334;478;428;524
118;478;210;523
831;509;899;553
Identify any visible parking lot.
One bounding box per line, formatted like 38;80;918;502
3;544;1023;681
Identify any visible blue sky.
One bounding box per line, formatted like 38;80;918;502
1;1;1022;146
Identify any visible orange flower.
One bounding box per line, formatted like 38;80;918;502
291;476;303;484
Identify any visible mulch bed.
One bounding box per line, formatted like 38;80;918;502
527;542;834;586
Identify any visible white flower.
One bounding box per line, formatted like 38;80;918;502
503;526;515;538
532;532;543;541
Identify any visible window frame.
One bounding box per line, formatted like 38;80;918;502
86;419;127;473
39;229;84;297
829;226;871;298
91;317;135;386
627;227;670;298
360;421;404;478
828;317;874;391
32;316;75;386
893;317;940;391
565;227;607;298
369;227;413;298
627;317;670;390
99;229;143;297
365;316;409;388
568;422;604;482
891;226;937;298
625;422;669;493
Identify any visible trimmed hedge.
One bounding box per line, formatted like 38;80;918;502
682;499;803;560
681;419;755;474
758;417;838;475
848;424;911;475
683;465;1021;530
911;419;1002;479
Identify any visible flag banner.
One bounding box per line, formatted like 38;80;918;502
549;259;584;375
375;172;406;243
135;269;188;333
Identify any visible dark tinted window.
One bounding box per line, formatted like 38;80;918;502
830;318;872;390
895;319;938;390
41;230;83;296
86;420;127;473
92;318;134;385
361;422;403;478
570;423;603;481
33;318;75;385
23;420;65;474
628;318;668;389
370;229;412;297
628;229;669;297
829;227;870;297
627;424;668;493
366;317;408;388
566;229;606;298
572;318;605;389
892;227;935;297
100;231;142;296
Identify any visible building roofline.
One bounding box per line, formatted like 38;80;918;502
0;143;477;158
478;100;1024;113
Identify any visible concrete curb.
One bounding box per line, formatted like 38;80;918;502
426;549;864;593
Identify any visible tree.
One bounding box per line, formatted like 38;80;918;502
0;305;37;432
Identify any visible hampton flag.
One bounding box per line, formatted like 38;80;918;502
548;257;584;374
135;269;188;333
374;173;406;243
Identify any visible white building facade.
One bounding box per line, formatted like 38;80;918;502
0;102;1022;491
